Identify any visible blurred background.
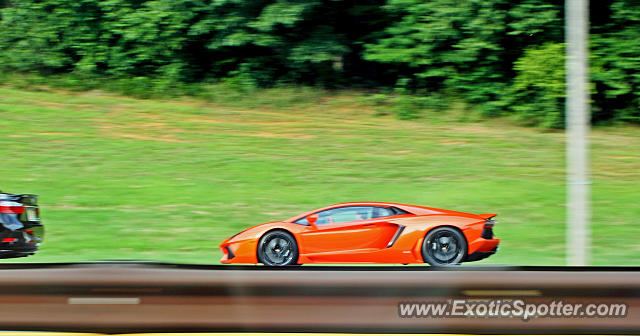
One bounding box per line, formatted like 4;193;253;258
0;0;637;265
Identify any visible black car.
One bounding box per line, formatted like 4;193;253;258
0;192;44;258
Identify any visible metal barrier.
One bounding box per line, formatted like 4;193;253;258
0;262;637;334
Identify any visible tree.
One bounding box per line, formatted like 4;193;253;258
0;0;103;73
590;0;640;123
364;0;563;114
511;42;565;128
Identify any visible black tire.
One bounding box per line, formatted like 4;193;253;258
257;230;299;266
421;227;467;266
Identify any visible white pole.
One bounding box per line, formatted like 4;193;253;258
565;0;590;266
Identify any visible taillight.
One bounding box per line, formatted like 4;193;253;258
0;202;25;214
484;218;496;228
482;217;496;239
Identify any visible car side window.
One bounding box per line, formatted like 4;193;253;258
372;207;394;218
312;206;373;225
293;206;405;226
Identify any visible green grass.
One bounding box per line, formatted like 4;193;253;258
0;86;638;265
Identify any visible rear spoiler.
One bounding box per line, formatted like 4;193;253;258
0;193;38;206
478;213;497;220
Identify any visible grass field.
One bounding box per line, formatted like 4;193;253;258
0;86;638;265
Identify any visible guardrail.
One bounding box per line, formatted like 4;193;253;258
0;262;637;334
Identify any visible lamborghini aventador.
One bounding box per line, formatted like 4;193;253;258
220;202;499;266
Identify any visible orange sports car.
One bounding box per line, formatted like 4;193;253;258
220;202;499;266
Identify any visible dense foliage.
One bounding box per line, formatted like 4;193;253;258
1;0;639;127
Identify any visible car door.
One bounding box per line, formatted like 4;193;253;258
297;206;398;255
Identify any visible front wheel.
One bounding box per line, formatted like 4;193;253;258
257;231;299;266
421;227;467;266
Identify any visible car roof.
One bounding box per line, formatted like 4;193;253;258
284;202;482;222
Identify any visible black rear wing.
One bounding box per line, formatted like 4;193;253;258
0;193;38;206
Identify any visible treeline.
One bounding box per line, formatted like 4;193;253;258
0;0;638;127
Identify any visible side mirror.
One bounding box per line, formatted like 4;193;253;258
306;214;319;228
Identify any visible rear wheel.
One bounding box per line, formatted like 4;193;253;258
421;227;467;266
257;231;299;266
